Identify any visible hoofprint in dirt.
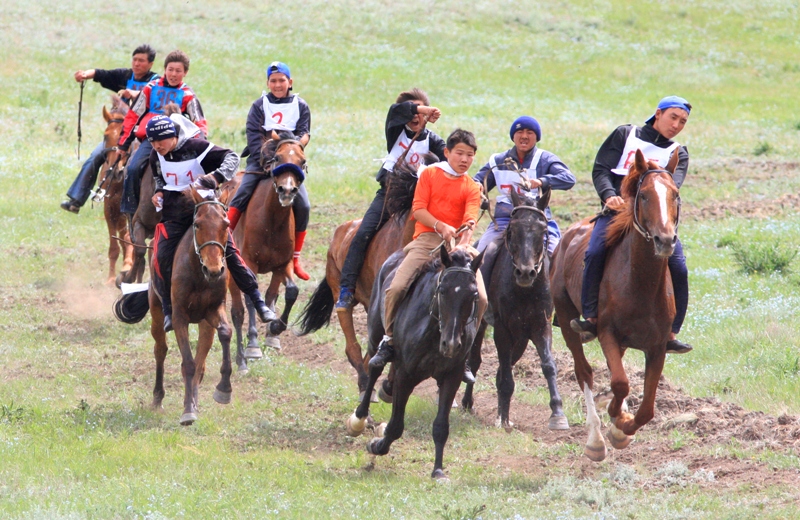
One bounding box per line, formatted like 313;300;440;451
277;306;800;490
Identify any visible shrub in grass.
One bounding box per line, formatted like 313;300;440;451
753;141;772;156
716;233;738;248
731;242;797;274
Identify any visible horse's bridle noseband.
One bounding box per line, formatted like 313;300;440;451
505;204;548;276
429;266;479;328
632;168;682;242
193;200;228;266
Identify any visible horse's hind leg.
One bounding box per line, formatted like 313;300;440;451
339;307;370;400
531;321;568;430
431;372;461;480
229;284;250;370
243;293;262;357
204;309;233;405
269;272;298;336
172;314;199;426
150;297;168;410
461;320;487;412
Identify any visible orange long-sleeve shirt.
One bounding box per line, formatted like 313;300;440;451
412;164;482;239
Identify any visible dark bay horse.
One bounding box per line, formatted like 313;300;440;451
550;149;680;461
113;186;234;425
461;187;568;431
230;135;306;371
296;158;432;399
347;248;484;480
96;96;135;286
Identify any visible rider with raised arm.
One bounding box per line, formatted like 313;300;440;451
570;96;693;354
61;44;159;214
119;50;208;218
145;116;275;333
226;61;313;279
335;88;446;310
473;116;575;263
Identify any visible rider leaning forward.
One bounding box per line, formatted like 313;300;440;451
369;129;488;383
119;50;208;218
145;115;276;333
571;96;693;355
335;88;446;310
61;44;159;214
226;61;313;280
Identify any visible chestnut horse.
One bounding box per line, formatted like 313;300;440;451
295;158;431;399
550;149;680;461
113;187;234;425
95;96;135;285
230;136;306;371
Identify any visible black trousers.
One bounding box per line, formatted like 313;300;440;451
340;184;390;291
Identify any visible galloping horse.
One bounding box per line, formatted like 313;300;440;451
462;187;568;431
296;158;432;398
230;134;306;370
96;96;135;286
347;248;484;480
113;186;234;425
550;149;680;461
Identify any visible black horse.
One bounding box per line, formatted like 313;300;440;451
346;247;483;480
461;187;569;431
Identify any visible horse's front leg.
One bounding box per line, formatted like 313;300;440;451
493;324;517;432
172;313;198;426
346;358;385;437
367;371;413;458
431;371;462;480
531;322;569;430
229;283;250;369
243;293;261;357
461;320;487;412
622;347;666;436
204;306;234;405
598;331;635;449
150;294;168;409
269;270;298;336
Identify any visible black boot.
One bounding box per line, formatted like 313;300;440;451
666;338;693;354
253;297;277;323
60;199;80;214
163;314;173;333
368;336;394;369
569;318;597;343
462;363;476;385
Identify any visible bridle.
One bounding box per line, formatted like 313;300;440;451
192;200;228;267
90;117;127;203
429;266;479;329
505;204;548;276
632;168;681;242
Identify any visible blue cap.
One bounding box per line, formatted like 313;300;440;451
145;115;177;141
266;61;291;79
510;116;541;142
646;96;692;124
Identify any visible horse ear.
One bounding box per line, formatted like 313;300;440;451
470;249;485;273
537;186;551;212
271;130;280;141
102;105;111;123
634;148;647;174
666;148;679;174
189;185;202;204
509;187;522;207
440;245;452;268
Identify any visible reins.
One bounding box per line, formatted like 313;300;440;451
192;200;228;264
428;265;479;327
379;114;429;225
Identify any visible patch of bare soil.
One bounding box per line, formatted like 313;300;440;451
277;307;800;491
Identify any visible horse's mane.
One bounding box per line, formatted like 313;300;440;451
419;248;472;275
384;152;439;219
259;130;297;170
604;161;656;249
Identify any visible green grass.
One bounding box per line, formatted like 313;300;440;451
3;0;800;518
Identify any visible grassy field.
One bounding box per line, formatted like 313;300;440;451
2;0;800;518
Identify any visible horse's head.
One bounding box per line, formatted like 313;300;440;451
506;187;551;287
189;187;229;282
264;131;306;207
623;148;680;257
97;96;129;184
435;248;484;359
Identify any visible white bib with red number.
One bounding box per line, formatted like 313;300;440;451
492;149;543;205
158;143;214;191
612;126;680;176
262;94;300;132
382;131;430;172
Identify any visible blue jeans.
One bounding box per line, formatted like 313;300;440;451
66;141;106;206
581;214;688;334
121;140;153;216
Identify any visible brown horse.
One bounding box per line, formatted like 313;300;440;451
95;96;135;285
550;148;680;461
113;186;234;425
230;136;306;371
296;159;427;399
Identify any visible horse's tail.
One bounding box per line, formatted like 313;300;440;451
112;289;150;324
295;278;334;335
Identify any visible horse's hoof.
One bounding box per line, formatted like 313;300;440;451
264;335;281;351
366;437;383;455
607;424;632;450
548;415;570;431
346;411;367;437
495;417;514;433
374;422;387;438
180;412;197;426
584;443;607;462
237;365;249;375
213;389;231;405
377;384;392;403
431;469;450;482
244;347;263;360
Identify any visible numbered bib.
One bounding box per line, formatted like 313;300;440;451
149;85;185;115
126;73;150;92
382;132;430;172
262;94;300;132
612;126;680;175
493;149;543;205
158;143;213;191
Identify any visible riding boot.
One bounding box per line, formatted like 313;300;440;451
569;318;597;343
335;286;355;311
60;198;81;214
293;230;310;281
462;362;476;384
368;335;394;369
251;293;277;323
666;338;693;354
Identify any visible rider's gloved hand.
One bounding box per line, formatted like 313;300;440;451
194;173;219;190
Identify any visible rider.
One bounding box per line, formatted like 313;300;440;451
119;49;208;218
61;44;159;214
145;115;276;332
226;61;312;280
368;129;487;381
335;88;446;310
570;96;693;354
473;116;576;262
